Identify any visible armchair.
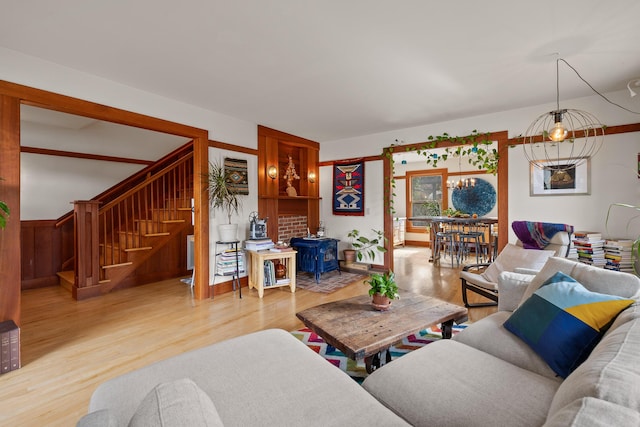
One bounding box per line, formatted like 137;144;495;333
460;221;573;308
460;243;556;307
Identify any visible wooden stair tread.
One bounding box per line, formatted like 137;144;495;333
124;246;153;252
161;219;185;223
144;232;170;237
57;270;74;281
102;262;133;269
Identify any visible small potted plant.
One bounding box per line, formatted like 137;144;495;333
346;229;388;264
208;160;242;242
364;270;399;311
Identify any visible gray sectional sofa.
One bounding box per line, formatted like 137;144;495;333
78;257;640;426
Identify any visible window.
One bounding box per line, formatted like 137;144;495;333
406;169;448;232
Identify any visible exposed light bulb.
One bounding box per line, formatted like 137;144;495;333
548;112;568;142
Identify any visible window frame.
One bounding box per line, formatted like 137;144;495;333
405;168;449;233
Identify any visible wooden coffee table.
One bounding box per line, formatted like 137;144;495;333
296;292;468;373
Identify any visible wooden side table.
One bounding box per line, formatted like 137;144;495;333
246;250;297;298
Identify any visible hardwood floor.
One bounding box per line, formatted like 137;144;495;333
0;246;496;426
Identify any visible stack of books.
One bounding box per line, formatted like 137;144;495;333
0;320;20;375
604;239;635;274
263;260;276;287
244;238;274;251
215;248;245;276
269;244;294;253
573;231;606;268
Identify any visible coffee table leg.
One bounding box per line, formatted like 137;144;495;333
365;349;393;374
365;353;379;374
441;319;454;339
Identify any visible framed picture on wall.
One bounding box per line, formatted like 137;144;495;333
333;160;364;215
530;157;590;196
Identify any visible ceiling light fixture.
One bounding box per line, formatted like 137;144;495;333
523;58;604;172
627;78;640;98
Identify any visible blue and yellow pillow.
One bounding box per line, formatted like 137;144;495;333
503;271;634;378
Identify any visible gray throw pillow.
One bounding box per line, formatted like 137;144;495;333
128;378;223;427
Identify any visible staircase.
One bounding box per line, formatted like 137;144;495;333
59;148;195;299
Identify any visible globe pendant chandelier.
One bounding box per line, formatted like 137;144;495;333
522;58;604;172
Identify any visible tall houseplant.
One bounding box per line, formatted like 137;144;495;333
347;229;388;263
208;160;242;242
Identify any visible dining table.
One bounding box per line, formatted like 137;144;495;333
407;216;498;262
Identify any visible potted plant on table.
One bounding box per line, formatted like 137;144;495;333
364;270;399;311
208;160;242;242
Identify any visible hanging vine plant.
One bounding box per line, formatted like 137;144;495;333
0;177;8;229
382;130;499;215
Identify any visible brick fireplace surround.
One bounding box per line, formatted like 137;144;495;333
278;215;308;242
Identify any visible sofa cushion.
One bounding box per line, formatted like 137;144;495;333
543;397;640;427
520;257;640;306
87;329;408;426
76;409;119;427
453;311;560;380
547;318;640;417
504;271;634;378
363;340;560;427
128;378;223;427
481;243;555;284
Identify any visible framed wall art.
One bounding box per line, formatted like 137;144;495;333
333;160;364;216
530;157;590;196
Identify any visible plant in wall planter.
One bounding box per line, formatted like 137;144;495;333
208;160;242;242
364;270;399;311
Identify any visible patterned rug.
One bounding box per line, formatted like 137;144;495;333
292;324;467;383
295;270;367;293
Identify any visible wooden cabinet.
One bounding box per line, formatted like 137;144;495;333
257;126;320;240
393;218;406;247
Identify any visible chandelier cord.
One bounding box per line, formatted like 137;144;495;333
558;58;640;115
556;59;561;112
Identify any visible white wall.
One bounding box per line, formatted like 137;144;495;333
320;161;387;265
320;91;640;246
0;47;258;148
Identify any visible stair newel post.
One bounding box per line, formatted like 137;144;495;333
73;200;102;300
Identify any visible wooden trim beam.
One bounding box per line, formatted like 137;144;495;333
209;140;258;156
21;146;153;165
319;155;382;167
0;80;206;138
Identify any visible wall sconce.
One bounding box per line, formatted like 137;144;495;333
308;171;316;183
267;165;278;180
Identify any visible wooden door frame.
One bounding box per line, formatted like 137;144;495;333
0;80;212;326
383;131;510;272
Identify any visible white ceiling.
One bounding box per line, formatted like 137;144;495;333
2;0;640;143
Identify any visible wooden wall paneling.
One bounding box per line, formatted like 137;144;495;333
20;220;62;290
0;95;21;325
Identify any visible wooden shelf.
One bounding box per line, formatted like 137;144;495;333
257;126;320;238
259;195;321;200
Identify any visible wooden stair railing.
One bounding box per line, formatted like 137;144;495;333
72;152;194;299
